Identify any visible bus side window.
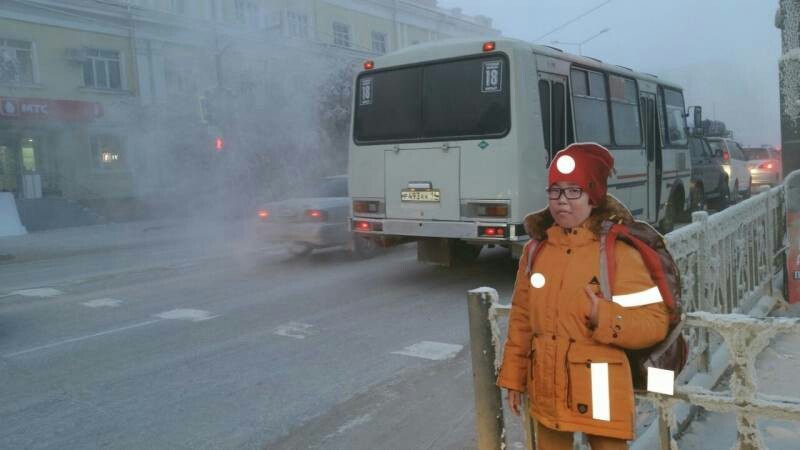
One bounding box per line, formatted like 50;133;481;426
571;68;611;145
539;79;552;155
552;81;566;153
539;78;569;159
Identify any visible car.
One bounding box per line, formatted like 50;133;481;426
704;137;752;203
743;146;782;188
688;136;730;212
254;175;378;258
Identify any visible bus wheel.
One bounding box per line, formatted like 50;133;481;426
452;240;482;265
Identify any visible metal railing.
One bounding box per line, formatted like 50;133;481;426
467;181;796;450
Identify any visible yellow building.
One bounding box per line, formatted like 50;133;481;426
0;2;138;204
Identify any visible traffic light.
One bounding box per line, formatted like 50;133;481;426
214;136;224;152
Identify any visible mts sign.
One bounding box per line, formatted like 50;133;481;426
0;97;102;121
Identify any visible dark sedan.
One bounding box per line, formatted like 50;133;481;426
688;136;730;211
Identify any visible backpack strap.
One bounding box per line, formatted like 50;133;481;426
598;220;616;299
644;318;686;368
524;239;542;276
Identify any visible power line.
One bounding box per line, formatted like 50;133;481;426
533;0;613;43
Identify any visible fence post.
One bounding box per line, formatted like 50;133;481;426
467;288;505;450
692;211;711;372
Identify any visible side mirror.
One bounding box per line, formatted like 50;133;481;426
692;106;702;130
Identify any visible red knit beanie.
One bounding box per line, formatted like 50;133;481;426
548;143;614;205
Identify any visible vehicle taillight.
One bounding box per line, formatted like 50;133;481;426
722;150;729;162
353;200;380;214
364;60;374;70
478;226;506;237
758;162;774;170
482;41;496;52
477;204;508;218
305;209;327;221
353;220;383;232
257;210;269;219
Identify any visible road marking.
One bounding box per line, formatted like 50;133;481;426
9;288;63;298
391;341;463;361
334;413;373;435
81;298;124;308
154;309;218;322
274;322;316;339
3;319;163;358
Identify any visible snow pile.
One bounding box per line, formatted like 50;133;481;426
0;193;26;237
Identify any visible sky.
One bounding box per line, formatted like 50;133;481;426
438;0;783;147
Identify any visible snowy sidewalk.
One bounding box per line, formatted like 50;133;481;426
0;217;259;264
677;301;800;449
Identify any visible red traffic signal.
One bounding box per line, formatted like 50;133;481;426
214;136;224;152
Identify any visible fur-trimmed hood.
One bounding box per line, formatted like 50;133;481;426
522;194;635;241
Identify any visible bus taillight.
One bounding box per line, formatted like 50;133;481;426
364;60;374;70
478;226;506;237
353;220;383;232
477;204;508;218
482;41;496;52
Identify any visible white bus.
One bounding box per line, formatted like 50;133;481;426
348;37;691;265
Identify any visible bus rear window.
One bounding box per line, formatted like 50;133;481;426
353;55;510;144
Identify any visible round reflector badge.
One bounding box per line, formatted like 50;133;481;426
556;155;576;174
530;273;546;288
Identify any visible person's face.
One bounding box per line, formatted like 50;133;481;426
547;181;593;229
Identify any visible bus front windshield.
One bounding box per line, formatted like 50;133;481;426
353;55;510;144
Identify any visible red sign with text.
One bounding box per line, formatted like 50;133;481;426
0;97;103;121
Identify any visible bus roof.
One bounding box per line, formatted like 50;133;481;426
367;36;683;92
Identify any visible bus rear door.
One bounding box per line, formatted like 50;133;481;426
385;144;461;221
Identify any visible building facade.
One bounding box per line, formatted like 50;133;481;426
0;0;498;208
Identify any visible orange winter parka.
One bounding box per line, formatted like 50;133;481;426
497;196;670;440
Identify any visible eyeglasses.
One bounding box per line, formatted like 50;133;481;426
546;186;584;200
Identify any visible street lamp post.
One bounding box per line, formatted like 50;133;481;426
551;27;610;56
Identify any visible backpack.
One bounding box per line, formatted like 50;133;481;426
524;219;688;392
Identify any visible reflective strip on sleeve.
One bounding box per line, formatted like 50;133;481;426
611;286;663;308
590;362;611;421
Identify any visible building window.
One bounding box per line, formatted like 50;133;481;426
235;0;246;23
287;12;309;38
206;0;219;20
0;39;35;84
83;49;123;90
170;0;185;14
234;0;259;26
333;22;351;48
90;135;126;170
371;31;387;54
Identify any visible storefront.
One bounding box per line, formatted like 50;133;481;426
0;96;110;199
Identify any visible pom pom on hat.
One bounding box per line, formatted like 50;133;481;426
548;143;614;205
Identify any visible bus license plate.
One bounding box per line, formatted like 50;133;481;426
401;189;440;202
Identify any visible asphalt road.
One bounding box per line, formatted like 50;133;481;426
0;221;523;449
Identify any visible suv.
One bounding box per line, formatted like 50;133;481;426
743;146;782;187
704;137;752;203
688;136;729;211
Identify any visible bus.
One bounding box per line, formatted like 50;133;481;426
348;37;691;265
